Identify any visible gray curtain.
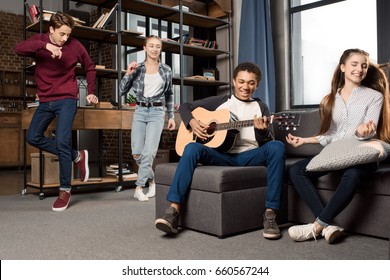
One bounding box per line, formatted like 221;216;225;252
238;0;276;112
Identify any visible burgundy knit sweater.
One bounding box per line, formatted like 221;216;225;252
15;33;96;102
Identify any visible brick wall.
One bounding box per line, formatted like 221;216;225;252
0;12;25;72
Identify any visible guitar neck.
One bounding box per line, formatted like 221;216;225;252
215;116;278;131
216;119;254;131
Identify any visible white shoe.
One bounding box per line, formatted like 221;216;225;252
322;225;344;244
146;181;156;198
134;188;149;202
288;223;319;242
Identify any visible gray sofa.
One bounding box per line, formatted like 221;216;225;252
155;109;390;239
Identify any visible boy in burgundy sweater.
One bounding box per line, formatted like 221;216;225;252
15;12;99;211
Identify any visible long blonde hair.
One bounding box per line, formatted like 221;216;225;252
319;49;390;143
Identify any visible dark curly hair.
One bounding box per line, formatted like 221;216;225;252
233;62;262;84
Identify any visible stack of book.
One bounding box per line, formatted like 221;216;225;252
105;163;137;179
91;4;118;29
177;34;217;49
27;102;39;108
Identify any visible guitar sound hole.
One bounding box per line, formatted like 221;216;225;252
206;122;217;135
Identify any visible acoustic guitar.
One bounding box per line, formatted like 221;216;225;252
175;107;300;156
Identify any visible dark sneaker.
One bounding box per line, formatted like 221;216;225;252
155;207;180;234
76;150;89;182
52;190;71;212
263;210;281;239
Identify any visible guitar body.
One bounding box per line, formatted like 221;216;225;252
175;107;235;156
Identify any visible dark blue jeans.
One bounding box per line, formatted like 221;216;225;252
27;99;79;190
166;141;286;210
289;157;377;225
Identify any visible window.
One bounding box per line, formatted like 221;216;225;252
290;0;377;106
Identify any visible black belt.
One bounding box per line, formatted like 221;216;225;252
136;101;164;107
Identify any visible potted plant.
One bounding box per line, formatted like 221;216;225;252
126;93;137;107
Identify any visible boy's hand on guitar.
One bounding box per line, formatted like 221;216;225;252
253;115;271;130
189;118;209;140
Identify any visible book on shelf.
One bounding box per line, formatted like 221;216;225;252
96;13;109;28
25;3;39;24
107;172;137;179
106;169;132;176
92;13;106;28
95;65;106;69
27;102;39;108
93;3;118;29
107;171;138;180
178;36;217;49
105;162;132;176
108;163;129;169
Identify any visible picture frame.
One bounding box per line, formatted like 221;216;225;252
202;68;219;80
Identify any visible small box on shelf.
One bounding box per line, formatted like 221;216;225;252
31;153;74;185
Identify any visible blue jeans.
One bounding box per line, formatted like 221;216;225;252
131;105;165;187
289;157;377;226
27;99;79;191
166;141;286;210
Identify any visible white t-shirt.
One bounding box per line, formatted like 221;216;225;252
217;95;262;153
143;72;164;98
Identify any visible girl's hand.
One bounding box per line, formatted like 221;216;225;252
285;133;304;148
126;61;139;75
167;118;176;131
356;120;376;138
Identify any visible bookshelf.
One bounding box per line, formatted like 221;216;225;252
21;0;232;197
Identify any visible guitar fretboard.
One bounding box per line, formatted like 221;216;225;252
216;120;254;131
214;116;291;131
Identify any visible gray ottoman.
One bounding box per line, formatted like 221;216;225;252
155;163;287;238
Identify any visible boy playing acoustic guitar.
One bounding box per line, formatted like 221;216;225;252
155;62;286;239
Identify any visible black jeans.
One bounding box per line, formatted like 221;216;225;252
289;157;377;225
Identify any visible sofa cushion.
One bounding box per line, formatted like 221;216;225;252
274;109;323;157
155;163;268;193
306;137;390;172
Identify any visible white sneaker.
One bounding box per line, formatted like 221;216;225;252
322;225;344;244
145;180;156;198
288;223;319;242
134;188;149;202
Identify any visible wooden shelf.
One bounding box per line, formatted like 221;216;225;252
26;64;122;80
120;32;227;57
74;0;229;28
27;21;117;42
26;176;137;189
26;22;228;58
173;77;230;87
